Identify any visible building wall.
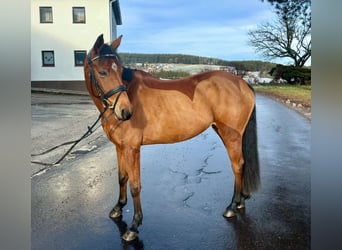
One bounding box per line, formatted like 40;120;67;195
31;0;117;81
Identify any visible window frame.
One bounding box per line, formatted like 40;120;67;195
72;7;86;24
39;6;53;23
41;50;55;67
74;50;87;66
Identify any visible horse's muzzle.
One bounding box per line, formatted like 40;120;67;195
106;98;132;121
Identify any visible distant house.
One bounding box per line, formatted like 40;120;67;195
31;0;122;90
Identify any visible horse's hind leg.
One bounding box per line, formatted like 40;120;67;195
212;124;246;218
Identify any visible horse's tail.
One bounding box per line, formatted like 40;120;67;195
242;104;260;194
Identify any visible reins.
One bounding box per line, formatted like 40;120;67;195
30;108;110;178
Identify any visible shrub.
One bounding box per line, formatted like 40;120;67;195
269;64;311;85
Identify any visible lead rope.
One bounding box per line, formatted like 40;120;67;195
30;107;110;178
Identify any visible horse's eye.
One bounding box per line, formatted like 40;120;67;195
99;70;108;77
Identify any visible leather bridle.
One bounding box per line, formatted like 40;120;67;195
87;52;127;116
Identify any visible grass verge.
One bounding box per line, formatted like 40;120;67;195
254;85;311;108
254;84;311;120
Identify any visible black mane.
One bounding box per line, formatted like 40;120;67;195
122;67;135;82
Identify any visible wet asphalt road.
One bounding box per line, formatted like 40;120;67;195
31;92;310;250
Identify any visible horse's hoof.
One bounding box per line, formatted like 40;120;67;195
223;209;237;218
109;209;122;219
122;229;138;242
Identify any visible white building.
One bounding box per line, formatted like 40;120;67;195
31;0;122;89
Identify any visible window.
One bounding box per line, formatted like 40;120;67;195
74;50;87;66
40;7;53;23
42;51;55;67
73;7;86;23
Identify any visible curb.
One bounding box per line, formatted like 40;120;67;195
31;87;89;96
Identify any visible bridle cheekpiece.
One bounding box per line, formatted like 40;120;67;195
87;52;127;115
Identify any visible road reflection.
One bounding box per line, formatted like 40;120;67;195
111;218;144;250
228;210;259;250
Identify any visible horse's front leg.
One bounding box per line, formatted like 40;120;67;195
120;145;143;242
109;147;129;219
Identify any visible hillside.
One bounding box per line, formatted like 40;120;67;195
119;52;276;72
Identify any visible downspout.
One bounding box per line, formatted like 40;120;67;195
109;0;122;41
109;0;115;41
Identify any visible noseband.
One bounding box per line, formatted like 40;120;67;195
87;53;127;115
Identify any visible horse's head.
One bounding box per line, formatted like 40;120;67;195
85;34;132;121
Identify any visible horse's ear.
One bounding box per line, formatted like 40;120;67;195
93;34;104;54
111;35;123;50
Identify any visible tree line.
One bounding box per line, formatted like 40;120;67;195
119;52;276;72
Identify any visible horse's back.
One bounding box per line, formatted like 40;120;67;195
193;70;255;107
195;70;251;91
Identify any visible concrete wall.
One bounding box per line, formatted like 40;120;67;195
31;0;117;81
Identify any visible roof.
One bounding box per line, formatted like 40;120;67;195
112;0;122;25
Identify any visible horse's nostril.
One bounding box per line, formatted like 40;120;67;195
121;109;132;120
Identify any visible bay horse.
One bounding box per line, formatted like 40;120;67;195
84;34;260;241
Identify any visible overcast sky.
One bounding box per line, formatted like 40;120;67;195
116;0;290;63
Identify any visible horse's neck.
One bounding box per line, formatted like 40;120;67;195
136;70;159;81
131;70;196;100
129;70;161;87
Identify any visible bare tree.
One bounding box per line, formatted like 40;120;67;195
248;1;311;67
262;0;311;27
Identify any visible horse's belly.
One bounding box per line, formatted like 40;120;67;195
142;115;211;145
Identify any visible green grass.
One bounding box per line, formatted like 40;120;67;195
254;85;311;107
